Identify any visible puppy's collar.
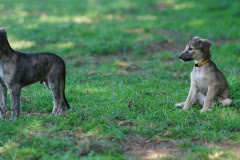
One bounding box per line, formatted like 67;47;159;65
194;59;210;67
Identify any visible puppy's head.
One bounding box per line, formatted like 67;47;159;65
179;36;212;61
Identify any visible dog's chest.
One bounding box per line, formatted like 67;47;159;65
0;64;10;82
192;70;208;95
0;65;3;79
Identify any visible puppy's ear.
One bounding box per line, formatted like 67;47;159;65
192;36;201;40
200;39;212;53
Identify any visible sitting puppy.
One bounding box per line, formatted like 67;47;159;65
175;36;232;112
0;28;70;120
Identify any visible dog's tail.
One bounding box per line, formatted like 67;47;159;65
221;98;232;106
61;62;70;109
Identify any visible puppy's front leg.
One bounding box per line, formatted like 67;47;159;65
200;86;217;113
183;83;198;110
9;85;21;121
0;82;7;119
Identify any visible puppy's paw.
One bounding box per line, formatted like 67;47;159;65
175;102;185;108
183;107;189;110
200;108;211;113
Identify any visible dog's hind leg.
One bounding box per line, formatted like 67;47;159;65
49;82;65;115
43;80;50;89
48;74;67;115
200;86;218;113
197;92;216;109
218;90;232;107
9;85;21;121
0;81;7;119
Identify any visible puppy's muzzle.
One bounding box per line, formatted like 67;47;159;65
178;54;183;59
178;52;193;61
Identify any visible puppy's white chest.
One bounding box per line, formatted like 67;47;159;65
193;71;208;95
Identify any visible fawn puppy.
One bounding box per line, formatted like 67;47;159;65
176;36;232;112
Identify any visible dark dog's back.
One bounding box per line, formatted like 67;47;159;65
10;51;65;86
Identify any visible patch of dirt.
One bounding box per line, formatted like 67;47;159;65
149;2;174;11
66;54;79;60
146;40;184;54
48;129;119;156
152;29;186;38
125;28;145;34
142;29;192;54
21;111;49;116
53;129;93;138
121;134;240;160
115;59;143;73
66;54;115;67
121;133;184;160
214;39;239;47
118;121;135;127
5;111;46;117
193;139;240;152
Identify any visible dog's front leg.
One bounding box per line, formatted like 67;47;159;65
9;85;21;120
183;83;198;110
0;81;7;119
200;86;218;113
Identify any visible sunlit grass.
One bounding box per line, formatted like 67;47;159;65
40;15;94;24
173;2;195;10
10;40;35;50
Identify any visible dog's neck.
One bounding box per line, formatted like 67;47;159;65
194;57;206;64
0;47;13;59
0;30;14;57
195;60;200;64
194;59;210;67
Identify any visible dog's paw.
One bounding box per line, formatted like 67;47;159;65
175;104;182;108
51;106;66;116
9;116;17;121
200;108;211;113
175;102;185;108
182;106;189;110
0;115;6;119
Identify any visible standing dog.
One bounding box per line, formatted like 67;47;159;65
175;36;232;112
0;28;70;120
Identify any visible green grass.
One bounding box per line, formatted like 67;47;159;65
0;0;240;159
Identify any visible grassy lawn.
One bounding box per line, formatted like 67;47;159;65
0;0;240;159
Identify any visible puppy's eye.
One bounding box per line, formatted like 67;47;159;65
189;47;193;51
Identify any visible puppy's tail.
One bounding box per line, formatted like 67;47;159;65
61;63;70;109
221;98;232;106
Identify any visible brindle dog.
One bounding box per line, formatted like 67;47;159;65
0;28;70;120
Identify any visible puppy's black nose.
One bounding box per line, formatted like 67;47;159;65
178;55;182;59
